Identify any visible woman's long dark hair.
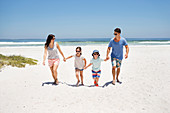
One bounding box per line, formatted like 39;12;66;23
45;34;55;48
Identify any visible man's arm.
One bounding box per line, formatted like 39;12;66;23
125;45;129;59
106;47;111;60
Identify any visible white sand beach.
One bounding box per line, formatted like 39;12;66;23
0;45;170;113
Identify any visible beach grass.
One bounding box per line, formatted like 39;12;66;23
0;54;38;69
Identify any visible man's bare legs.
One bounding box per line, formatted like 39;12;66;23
112;66;116;85
116;67;120;82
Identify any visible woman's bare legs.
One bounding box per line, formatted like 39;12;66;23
50;66;56;81
53;64;59;84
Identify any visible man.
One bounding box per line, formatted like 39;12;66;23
106;28;129;85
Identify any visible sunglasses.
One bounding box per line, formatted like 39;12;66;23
52;38;55;40
76;51;81;52
114;33;117;35
93;53;99;55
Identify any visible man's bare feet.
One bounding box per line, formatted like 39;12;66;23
112;80;115;85
116;78;122;84
116;78;120;82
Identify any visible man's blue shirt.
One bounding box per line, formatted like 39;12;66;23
108;37;128;60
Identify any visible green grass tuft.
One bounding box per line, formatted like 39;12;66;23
0;54;38;70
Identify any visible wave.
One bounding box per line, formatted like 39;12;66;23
0;41;108;45
1;40;170;47
138;41;170;44
0;42;45;45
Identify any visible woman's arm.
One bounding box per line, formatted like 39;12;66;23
56;42;66;61
43;47;47;65
84;63;92;69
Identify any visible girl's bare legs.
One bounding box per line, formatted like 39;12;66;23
75;70;80;86
53;64;59;84
80;71;84;85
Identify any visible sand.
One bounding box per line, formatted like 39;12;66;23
0;45;170;113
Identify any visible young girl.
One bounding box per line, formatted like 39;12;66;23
84;50;108;86
65;47;86;86
43;34;66;85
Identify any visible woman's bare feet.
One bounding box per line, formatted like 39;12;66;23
54;78;59;85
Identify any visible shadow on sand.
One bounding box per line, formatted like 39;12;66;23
42;80;121;88
102;81;113;88
102;80;122;87
42;82;58;86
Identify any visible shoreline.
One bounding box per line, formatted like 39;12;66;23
1;44;170;48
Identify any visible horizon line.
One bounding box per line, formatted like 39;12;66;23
0;37;170;40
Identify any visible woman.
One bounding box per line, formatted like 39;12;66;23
43;34;66;85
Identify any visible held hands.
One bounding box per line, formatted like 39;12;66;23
84;64;90;69
125;53;128;59
106;56;110;60
84;66;87;70
63;57;66;62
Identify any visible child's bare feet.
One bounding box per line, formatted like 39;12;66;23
81;82;84;86
94;81;96;85
76;80;80;86
95;83;99;87
94;80;96;85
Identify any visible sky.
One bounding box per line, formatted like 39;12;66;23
0;0;170;39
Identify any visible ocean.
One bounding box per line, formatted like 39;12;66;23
0;38;170;47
